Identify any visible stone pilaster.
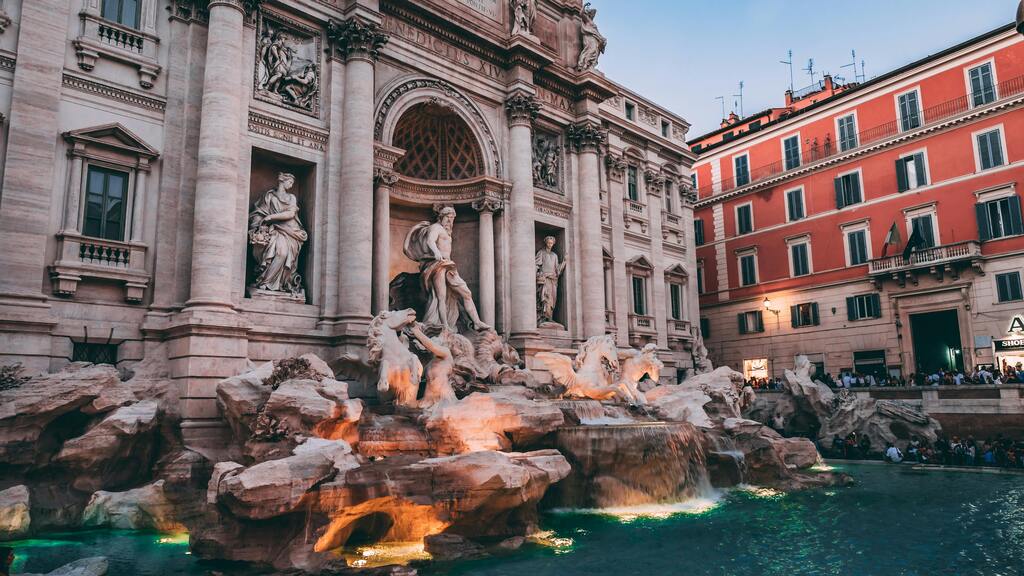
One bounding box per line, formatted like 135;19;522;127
372;168;399;314
505;92;540;338
327;17;388;333
605;153;631;347
644;168;669;350
473;198;502;327
568;121;607;339
0;0;71;370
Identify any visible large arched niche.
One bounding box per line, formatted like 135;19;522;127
391;102;483;180
374;76;502;178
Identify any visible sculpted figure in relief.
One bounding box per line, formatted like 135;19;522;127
403;206;490;331
532;135;560;189
576;2;606;72
510;0;536;36
256;21;319;112
536;236;566;325
366;309;423;409
537;335;620;401
248;172;307;295
616;343;663;405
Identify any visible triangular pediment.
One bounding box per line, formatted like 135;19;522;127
626;255;654;270
665;263;688;278
64;123;159;158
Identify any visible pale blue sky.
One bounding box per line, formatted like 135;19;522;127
589;0;1016;137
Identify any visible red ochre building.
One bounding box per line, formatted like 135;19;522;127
689;23;1024;382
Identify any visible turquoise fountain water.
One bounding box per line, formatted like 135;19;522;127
8;464;1023;576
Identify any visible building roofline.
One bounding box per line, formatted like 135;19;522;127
686;22;1016;151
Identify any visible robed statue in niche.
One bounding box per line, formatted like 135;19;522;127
536;235;566;326
248;171;307;297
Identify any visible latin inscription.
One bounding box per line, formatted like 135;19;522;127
382;15;502;80
452;0;500;20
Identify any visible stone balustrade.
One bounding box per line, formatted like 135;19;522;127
50;232;150;303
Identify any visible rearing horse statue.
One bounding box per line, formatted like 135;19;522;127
536;335;620;400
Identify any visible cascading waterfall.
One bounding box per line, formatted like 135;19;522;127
704;430;747;487
546;422;713;509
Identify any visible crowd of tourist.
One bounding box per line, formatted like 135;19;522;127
824;432;1024;469
754;360;1024;389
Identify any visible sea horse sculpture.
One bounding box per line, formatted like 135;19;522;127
616;343;663;405
366;309;423;409
536;334;620;401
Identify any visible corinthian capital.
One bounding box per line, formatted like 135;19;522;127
206;0;263;16
604;153;627;182
644;168;666;187
567;121;605;153
472;197;504;213
373;168;399;186
327;17;389;61
505;92;540;126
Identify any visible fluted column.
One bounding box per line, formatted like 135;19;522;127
185;0;250;311
506;92;540;336
372;168;398;314
473;198;501;327
328;18;388;325
63;154;85;232
569;122;607;338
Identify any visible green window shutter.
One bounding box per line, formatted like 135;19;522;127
755;311;764;332
738;313;747;335
811;303;820;326
790;305;799;328
846;296;856;321
976;203;992;241
914;154;927;186
997;274;1009;302
870;293;882;318
852;174;862;203
896;158;909;193
1007;196;1023;236
834;177;845;209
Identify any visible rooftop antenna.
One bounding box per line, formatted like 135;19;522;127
780;50;794;93
802;58;817;86
733;81;744;117
715;95;725;120
841;50;867;83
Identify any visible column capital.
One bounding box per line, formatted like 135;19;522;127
373;167;399;186
206;0;262;16
644;167;666;190
327;17;389;62
505;92;540;127
472;197;503;214
568;121;606;154
604;153;627;182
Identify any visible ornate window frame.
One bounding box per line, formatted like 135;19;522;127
73;0;162;89
51;124;158;303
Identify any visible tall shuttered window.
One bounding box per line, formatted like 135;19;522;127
834;172;862;209
790;302;820;328
837;114;858;151
969;63;996;107
783;136;801;170
696;264;705;294
102;0;140;28
898;90;922;131
734;155;750;187
670;283;683;320
910;215;936;248
83;166;129;241
694;219;705;246
627;166;639;201
664;181;674;213
976;129;1004;171
790;242;810;277
977;196;1024;241
739;254;757;286
847;293;882;321
996;272;1023;303
896;153;927;192
736;204;753;235
738;310;764;334
631;276;647;315
786;188;804;221
847;229;869;266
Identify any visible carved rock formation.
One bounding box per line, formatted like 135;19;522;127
81;480;185;532
0;484;31;540
424;387;564;454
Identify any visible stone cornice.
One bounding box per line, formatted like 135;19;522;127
505;92;540;126
327;17;389;61
391;174;510;208
62;73;167;112
381;1;505;67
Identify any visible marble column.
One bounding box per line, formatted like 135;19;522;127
505;93;540;336
569;122;607;339
605;154;630;346
372;169;398;314
645;169;670;350
130;166;149;243
185;0;248;311
63;153;86;232
328;17;388;325
473;198;500;327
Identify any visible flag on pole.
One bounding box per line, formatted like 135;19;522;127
881;222;901;257
902;226;924;260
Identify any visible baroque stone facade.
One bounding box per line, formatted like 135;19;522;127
0;0;696;442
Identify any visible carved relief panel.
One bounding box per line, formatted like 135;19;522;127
254;11;322;117
532;131;561;193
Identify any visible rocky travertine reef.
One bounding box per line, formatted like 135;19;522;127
0;337;847;574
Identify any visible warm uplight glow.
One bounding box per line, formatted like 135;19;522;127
343;542;431;568
155;533;190;546
551;496;723;523
528;530;576;554
763;297;773;310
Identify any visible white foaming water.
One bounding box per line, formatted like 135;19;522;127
549;490;725;521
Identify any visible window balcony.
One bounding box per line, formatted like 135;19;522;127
50;233;151;303
74;12;161;89
628;313;656;334
661;210;682;230
622;199;649;235
668;318;692;339
867;240;983;287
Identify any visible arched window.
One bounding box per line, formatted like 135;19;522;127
392;102;483;180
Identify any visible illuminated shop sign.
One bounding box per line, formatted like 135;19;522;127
1010;315;1024;334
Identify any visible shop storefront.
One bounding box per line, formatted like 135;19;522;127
994;315;1024;373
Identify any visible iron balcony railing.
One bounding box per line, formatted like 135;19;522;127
699;74;1024;197
867;240;981;275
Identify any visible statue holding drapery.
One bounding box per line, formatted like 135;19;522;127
248;172;307;298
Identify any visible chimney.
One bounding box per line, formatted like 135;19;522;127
785;89;794;107
823;74;834;91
